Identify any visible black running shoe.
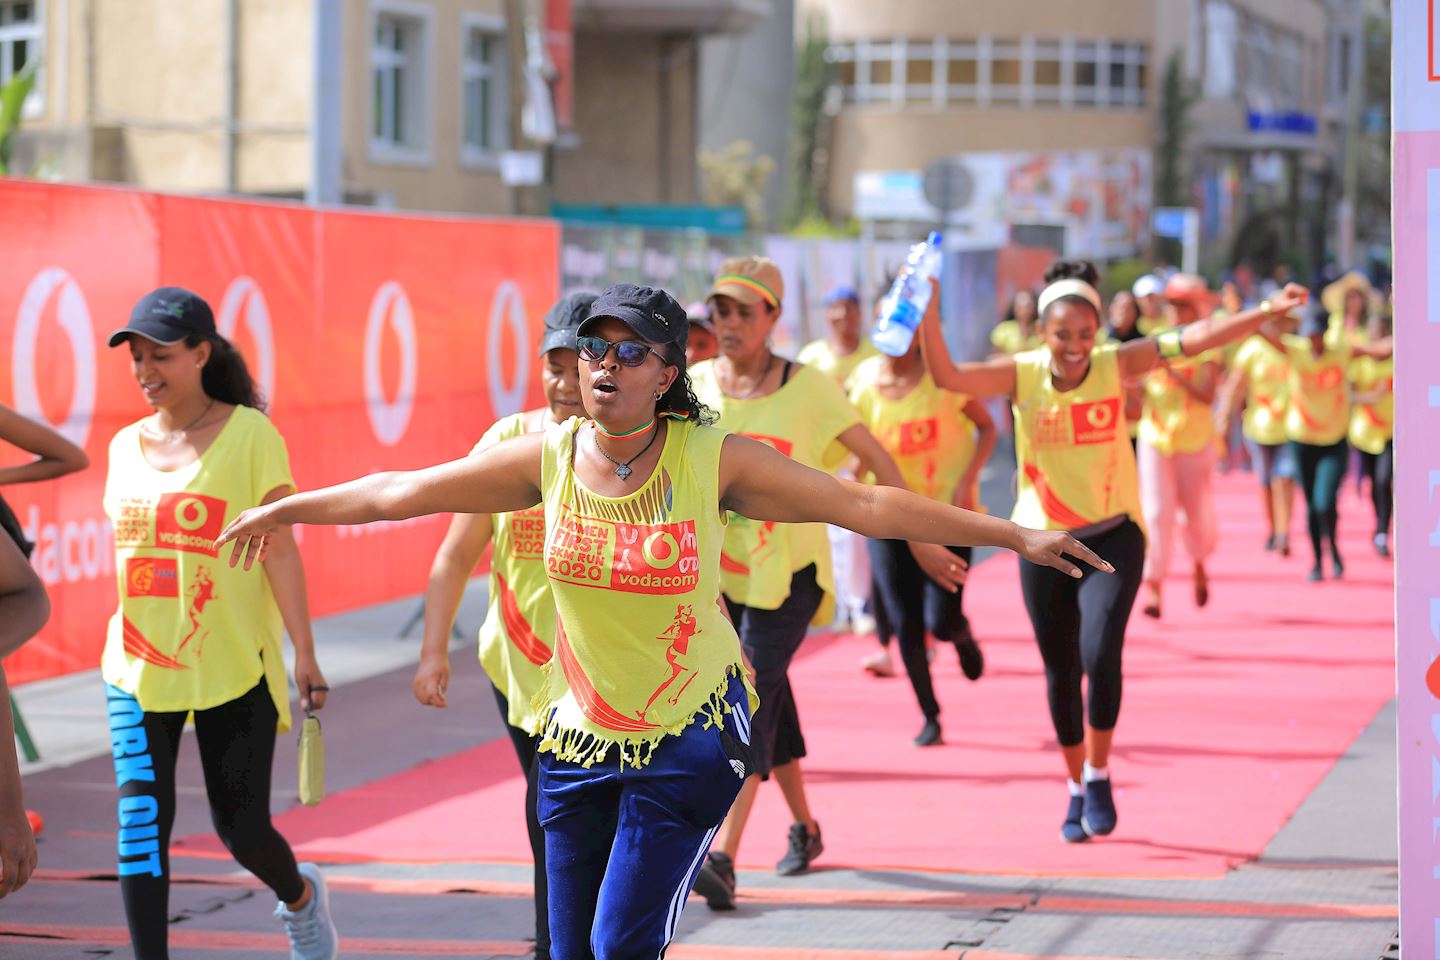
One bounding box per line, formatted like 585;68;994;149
692;851;736;910
1330;552;1345;579
1061;794;1088;844
1264;534;1277;552
955;633;985;681
775;822;823;875
913;718;942;747
1307;565;1323;582
1081;779;1117;837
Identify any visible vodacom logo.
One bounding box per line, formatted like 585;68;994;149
364;281;419;446
488;280;530;417
217;277;276;404
12;268;97;449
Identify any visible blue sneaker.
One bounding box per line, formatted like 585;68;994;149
1061;794;1088;843
1082;779;1117;837
275;863;339;960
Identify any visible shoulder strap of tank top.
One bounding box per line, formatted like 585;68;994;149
780;360;793;386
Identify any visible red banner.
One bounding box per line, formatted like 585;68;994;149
0;181;559;684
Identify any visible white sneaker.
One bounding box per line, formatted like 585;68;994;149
275;863;339;960
860;648;895;677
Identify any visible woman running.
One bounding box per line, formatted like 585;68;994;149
1348;310;1394;557
0;528;51;899
103;288;337;960
414;293;592;960
1218;311;1297;556
1321;271;1375;349
921;260;1310;842
216;282;1105;959
990;288;1040;356
690;258;963;906
1277;304;1393;581
1135;275;1224;620
849;334;996;746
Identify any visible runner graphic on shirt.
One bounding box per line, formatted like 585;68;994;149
638;603;702;721
177;566;217;658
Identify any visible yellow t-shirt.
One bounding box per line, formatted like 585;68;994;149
1012;344;1144;533
1231;336;1290;446
1326;313;1370;351
990;320;1041;356
1347;355;1394;455
474;413;555;734
795;337;879;389
1138;349;1222;457
847;357;979;503
690;360;861;619
1283;335;1352;446
534;418;756;769
102;406;295;729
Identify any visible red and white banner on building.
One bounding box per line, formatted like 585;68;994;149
1394;1;1440;954
1;181;559;684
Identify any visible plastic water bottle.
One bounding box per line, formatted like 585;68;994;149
872;231;943;357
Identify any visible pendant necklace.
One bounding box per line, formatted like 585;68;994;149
145;398;215;444
592;420;659;480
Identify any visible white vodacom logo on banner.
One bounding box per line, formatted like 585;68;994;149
217;277;277;404
364;281;419;447
488;280;530;417
13;267;98;450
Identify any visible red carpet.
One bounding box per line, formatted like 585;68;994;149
179;474;1394;878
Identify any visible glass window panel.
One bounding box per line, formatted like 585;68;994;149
948;58;977;84
1076;61;1098;88
991;58;1021;85
870;58;893;85
1035;59;1061;86
838;59;856;87
907;57;933;85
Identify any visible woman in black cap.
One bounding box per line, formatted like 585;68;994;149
102;288;338;960
216;281;1107;960
1273;303;1392;581
413;292;593;960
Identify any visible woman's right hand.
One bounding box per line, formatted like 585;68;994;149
1017;527;1114;579
215;505;286;570
413;653;451;708
0;801;36;899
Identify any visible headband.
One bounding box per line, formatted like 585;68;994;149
713;274;780;307
1038;278;1103;317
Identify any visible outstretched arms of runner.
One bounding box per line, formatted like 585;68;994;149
216;433;546;570
1117;284;1310;378
718;434;1112;579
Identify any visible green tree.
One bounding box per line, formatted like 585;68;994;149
0;60;39;176
1153;52;1196;265
783;10;832;230
698;140;776;232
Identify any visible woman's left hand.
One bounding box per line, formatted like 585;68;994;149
215;506;285;570
1017;528;1115;579
295;655;329;712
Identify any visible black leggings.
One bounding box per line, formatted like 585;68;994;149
107;679;304;960
725;564;824;777
491;684;550;960
1292;439;1349;564
1357;441;1393;537
1017;520;1145;747
867;540;971;721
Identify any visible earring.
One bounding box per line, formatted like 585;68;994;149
654;393;662;400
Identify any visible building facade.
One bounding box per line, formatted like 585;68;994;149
6;0;769;214
803;0;1349;271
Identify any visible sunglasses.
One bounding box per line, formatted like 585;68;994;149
577;335;668;367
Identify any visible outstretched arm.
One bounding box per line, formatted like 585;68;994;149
719;435;1111;578
1118;283;1310;379
919;296;1018;399
216;433;545;570
0;404;89;486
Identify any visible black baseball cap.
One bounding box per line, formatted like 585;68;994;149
108;287;217;348
579;283;688;352
538;292;597;356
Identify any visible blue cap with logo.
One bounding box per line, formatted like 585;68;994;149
108;287;217;348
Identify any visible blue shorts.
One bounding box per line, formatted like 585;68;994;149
538;673;753;959
1244;436;1297;487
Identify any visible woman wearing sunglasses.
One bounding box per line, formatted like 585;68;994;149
412;292;593;960
216;282;1108;960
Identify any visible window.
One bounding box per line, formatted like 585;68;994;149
371;5;431;163
1245;19;1272;104
1073;41;1099;106
1274;30;1302;110
1033;40;1062;93
1203;1;1238;98
0;0;42;116
462;20;507;161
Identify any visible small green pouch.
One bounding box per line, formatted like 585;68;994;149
298;712;325;806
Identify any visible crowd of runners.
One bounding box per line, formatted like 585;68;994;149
0;251;1394;959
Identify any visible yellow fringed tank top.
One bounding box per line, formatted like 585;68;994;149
534;417;757;768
